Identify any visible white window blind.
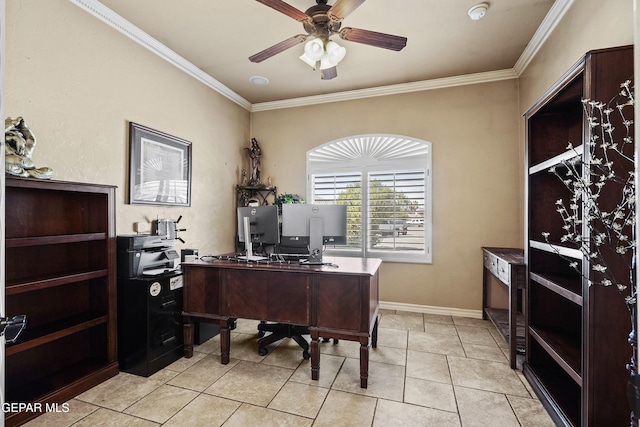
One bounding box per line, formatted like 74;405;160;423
368;170;426;253
307;135;432;263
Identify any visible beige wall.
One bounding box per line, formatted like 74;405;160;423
251;80;522;311
4;0;635;313
519;0;634;113
5;0;250;256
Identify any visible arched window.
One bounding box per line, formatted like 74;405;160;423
307;134;432;263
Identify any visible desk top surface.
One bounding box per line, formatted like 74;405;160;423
482;247;524;265
183;255;382;276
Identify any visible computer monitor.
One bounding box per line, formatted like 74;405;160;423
237;205;279;261
281;204;348;264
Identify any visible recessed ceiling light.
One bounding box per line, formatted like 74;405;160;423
468;3;489;20
249;76;269;86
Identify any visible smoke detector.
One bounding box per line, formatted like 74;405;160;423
249;76;269;86
468;3;489;20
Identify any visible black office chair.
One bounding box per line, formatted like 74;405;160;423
258;322;311;359
257;322;338;359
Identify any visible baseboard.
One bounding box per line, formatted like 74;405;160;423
379;301;483;319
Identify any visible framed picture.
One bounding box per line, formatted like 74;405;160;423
128;122;192;206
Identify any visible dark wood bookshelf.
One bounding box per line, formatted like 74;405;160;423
529;326;581;383
524;45;634;426
529;272;583;305
4;177;119;427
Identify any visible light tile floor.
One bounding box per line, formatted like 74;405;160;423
24;310;554;426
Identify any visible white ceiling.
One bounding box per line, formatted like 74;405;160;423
77;0;564;109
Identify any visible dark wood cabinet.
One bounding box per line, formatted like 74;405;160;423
4;177;119;426
524;46;633;426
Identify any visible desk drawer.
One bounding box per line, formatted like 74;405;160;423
483;251;498;276
497;258;510;285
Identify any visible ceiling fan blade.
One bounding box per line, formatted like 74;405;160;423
249;34;308;63
328;0;366;21
339;27;407;51
321;66;338;80
255;0;310;22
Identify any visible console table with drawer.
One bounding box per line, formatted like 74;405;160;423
482;247;526;368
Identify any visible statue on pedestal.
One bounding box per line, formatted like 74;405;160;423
245;138;262;186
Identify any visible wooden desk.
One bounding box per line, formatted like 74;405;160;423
181;256;381;388
482;247;525;369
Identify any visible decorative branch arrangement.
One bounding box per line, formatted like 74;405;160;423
542;79;638;424
543;80;635;300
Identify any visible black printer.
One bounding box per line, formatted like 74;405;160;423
117;234;180;278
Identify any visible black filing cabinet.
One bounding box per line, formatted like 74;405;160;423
117;271;184;376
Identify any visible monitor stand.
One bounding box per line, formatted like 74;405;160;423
238;216;267;261
300;217;324;265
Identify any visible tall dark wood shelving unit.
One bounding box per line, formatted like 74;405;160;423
524;46;633;426
4;176;119;426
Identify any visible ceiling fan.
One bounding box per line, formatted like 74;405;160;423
249;0;407;80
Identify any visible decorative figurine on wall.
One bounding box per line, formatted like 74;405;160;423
245;138;262;186
5;116;53;179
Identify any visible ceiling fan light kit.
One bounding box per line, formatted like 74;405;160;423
468;3;489;21
304;38;325;61
299;38;347;70
326;41;346;64
251;0;407;80
299;52;318;69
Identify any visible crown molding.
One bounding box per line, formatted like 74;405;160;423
251;69;518;112
513;0;574;76
69;0;253;111
71;0;569;113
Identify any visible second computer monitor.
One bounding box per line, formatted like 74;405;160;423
281;203;347;264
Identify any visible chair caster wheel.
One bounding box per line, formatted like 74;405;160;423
303;350;310;360
257;331;265;338
259;347;268;356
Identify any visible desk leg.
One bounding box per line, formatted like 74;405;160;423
310;330;320;381
509;270;517;369
183;319;194;358
220;318;230;365
482;266;489;320
360;338;370;389
372;316;379;349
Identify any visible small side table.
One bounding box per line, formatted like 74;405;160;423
482;247;525;369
